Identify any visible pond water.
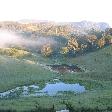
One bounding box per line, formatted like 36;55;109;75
0;82;85;98
38;82;85;96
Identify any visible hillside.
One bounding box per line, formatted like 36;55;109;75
0;54;57;92
0;21;112;112
0;20;110;36
0;20;111;59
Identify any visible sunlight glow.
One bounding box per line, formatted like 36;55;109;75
0;0;112;26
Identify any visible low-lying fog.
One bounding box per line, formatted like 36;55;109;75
0;30;57;49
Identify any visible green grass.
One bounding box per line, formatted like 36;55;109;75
0;89;112;111
67;46;112;72
0;55;57;92
0;46;112;111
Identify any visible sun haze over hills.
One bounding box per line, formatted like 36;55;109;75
0;0;112;26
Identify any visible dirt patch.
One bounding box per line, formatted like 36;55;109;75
47;64;84;73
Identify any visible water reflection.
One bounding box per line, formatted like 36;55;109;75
39;82;85;96
0;82;85;98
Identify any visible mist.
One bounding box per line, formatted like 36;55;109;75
0;30;57;49
0;31;21;48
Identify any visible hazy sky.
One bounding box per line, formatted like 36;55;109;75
0;0;112;26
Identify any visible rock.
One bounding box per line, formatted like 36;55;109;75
56;109;69;112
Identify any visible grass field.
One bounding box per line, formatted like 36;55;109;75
0;46;112;112
0;55;57;92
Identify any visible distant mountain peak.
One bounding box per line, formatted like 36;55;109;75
70;20;110;31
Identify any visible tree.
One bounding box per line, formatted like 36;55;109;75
67;36;79;51
104;35;112;45
41;44;53;56
104;28;112;36
60;47;69;55
97;38;105;48
86;35;97;44
88;28;104;38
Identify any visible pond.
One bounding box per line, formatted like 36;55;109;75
0;82;85;98
38;82;85;96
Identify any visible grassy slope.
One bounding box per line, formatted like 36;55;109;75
68;46;112;72
0;55;57;92
0;46;112;111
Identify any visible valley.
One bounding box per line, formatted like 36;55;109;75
0;21;112;112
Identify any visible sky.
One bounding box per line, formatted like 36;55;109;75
0;0;112;26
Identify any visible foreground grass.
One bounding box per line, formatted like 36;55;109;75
0;46;112;111
0;89;112;112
